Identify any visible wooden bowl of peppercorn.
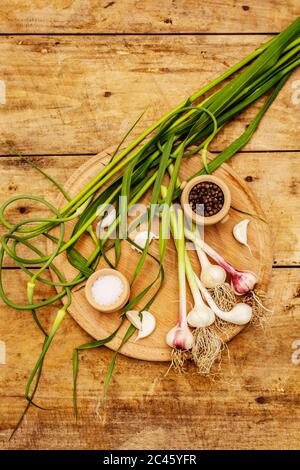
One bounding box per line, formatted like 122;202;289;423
180;175;231;226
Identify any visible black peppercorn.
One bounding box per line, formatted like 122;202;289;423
188;181;224;217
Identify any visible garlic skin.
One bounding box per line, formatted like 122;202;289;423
200;264;227;288
131;231;158;253
135;311;156;341
166;325;194;350
215;303;253;325
196;244;226;288
231;270;257;296
233;219;252;254
187;305;215;328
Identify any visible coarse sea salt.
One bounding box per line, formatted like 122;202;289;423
91;275;124;306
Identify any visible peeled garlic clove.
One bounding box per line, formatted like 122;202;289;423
131;231;157;253
100;207;116;228
187;306;215;328
233;219;252;254
126;310;142;330
96;207;116;238
135;310;156;341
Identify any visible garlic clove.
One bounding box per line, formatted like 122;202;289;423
96;207;116;238
187;305;215;328
126;310;142;330
233;219;252;254
126;310;156;341
100;207;116;228
135;310;156;341
131;231;158;253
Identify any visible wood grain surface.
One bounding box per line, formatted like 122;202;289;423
0;268;300;449
0;0;298;34
0;35;299;154
0;0;299;450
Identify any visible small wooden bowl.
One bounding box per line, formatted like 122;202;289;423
181;175;231;226
85;268;130;313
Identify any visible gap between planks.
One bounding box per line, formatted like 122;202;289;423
1;265;299;272
0;32;279;37
1;150;300;158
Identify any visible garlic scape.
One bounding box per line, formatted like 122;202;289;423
163;183;215;331
166;207;194;351
184;251;215;328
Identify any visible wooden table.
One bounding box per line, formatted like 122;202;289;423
0;1;300;450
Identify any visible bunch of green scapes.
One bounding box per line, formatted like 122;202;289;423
1;17;300;431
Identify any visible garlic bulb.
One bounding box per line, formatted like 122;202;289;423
131;231;158;253
185;228;257;295
233;219;252;255
166;324;194;350
187;305;215;328
195;274;253;325
200;263;227;288
195;243;226;288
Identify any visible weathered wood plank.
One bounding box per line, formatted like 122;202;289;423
231;152;300;266
0;152;299;265
0;35;299;154
0;267;299;449
0;1;298;34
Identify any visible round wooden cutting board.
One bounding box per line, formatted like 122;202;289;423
49;148;272;361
